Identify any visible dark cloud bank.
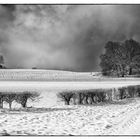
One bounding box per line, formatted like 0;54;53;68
0;5;140;72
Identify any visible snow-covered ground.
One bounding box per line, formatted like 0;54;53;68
0;81;140;107
0;69;140;81
0;69;140;135
0;81;140;135
1;98;140;135
1;81;140;91
0;69;96;81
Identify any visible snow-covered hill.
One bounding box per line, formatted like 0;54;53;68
0;69;140;135
0;69;98;81
0;69;140;81
1;98;140;135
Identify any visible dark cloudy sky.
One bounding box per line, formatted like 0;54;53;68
0;5;140;71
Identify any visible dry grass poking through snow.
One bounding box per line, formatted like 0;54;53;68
0;98;140;135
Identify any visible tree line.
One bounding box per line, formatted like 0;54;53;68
57;85;140;105
0;91;39;109
100;39;140;77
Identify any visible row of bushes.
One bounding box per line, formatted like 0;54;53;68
57;85;140;105
118;85;140;99
1;85;139;109
0;91;40;109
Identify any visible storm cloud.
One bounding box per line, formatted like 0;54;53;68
0;5;140;71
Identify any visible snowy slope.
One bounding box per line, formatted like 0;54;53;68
1;98;140;135
0;69;139;81
0;69;96;81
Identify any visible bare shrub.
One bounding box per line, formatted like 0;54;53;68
58;86;140;106
3;93;17;109
95;90;106;102
71;93;77;105
118;87;127;100
105;89;113;101
16;91;40;108
136;85;140;97
76;89;111;104
71;89;113;105
86;90;97;104
57;91;74;105
0;92;5;108
83;92;90;104
77;91;91;105
77;92;85;105
127;86;137;98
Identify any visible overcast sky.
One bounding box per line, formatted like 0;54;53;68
0;5;140;71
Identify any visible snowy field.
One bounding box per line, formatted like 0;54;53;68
1;81;140;108
0;69;140;135
0;69;96;81
1;98;140;135
0;69;139;81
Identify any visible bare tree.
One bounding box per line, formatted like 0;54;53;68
96;90;106;102
127;86;137;98
86;91;96;104
57;91;74;105
0;93;5;108
16;91;40;108
0;55;6;69
77;92;86;105
3;93;17;109
118;87;127;100
136;85;140;97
